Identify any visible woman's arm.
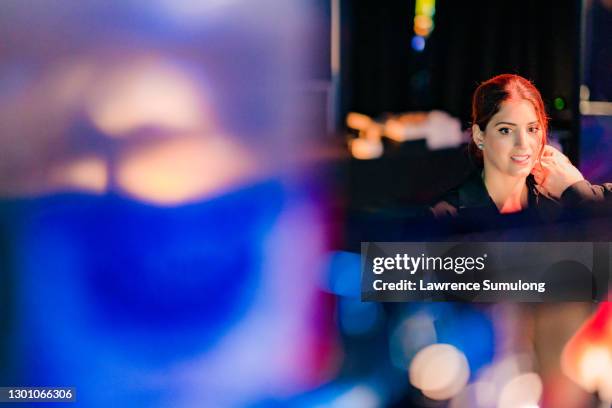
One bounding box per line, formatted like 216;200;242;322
560;179;612;207
531;145;612;206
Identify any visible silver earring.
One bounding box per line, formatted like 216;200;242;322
478;143;484;150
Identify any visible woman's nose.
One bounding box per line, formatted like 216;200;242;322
515;129;529;147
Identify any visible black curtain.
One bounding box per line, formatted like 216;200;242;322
343;0;580;158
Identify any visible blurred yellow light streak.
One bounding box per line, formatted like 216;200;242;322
414;0;436;38
415;0;436;17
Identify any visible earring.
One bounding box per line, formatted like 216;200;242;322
478;143;484;150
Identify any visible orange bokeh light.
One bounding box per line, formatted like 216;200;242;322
561;302;612;401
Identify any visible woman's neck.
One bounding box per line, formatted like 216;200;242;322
482;167;528;213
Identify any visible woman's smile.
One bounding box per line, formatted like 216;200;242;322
510;154;531;165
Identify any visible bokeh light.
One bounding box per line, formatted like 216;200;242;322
409;343;470;400
413;15;433;37
562;302;612;402
346;112;373;131
116;135;258;205
414;0;436;37
578;346;612;392
411;35;426;52
497;372;543;408
349;137;383;160
325;251;361;297
553;96;566;111
86;58;207;138
49;156;108;194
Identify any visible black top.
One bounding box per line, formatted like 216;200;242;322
432;170;612;222
343;171;611;246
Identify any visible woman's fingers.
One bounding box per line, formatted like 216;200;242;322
541;145;572;164
539;157;557;168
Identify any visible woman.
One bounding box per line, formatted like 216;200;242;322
432;74;610;220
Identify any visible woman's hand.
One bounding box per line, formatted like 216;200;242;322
531;145;585;199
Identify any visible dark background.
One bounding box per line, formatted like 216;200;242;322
342;0;580;140
337;0;605;212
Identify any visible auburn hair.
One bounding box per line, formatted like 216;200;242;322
469;74;548;166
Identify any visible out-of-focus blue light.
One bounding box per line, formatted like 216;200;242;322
389;312;437;371
18;181;284;363
325;251;361;297
152;0;238;26
339;298;382;336
411;35;426;52
391;304;493;376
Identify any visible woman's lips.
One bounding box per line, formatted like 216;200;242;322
510;154;531;165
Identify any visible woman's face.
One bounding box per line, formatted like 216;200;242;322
474;99;543;178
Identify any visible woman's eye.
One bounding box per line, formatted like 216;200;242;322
498;127;511;135
528;126;540;134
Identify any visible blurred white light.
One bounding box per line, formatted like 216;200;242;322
473;354;537;407
599;369;612;402
578;346;612;393
409;344;470;400
479;353;532;387
448;383;474;408
424;110;462;150
449;380;497;408
473;380;497;407
116;135;257;205
497;372;543;408
579;85;590;101
86;59;206;137
382;111;463;149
